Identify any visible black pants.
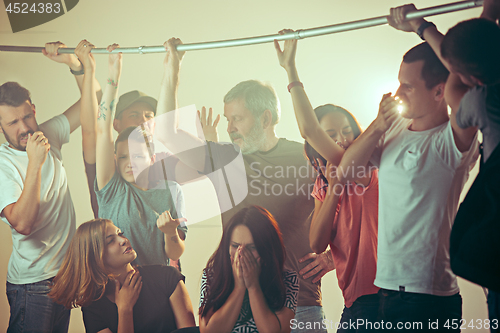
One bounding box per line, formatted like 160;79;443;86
378;289;462;332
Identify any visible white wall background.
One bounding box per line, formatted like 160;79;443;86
0;0;489;331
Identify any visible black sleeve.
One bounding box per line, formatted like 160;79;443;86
139;265;185;298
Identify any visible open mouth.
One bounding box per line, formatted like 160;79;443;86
123;246;133;254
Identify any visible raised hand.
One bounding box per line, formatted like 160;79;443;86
388;4;425;33
240;246;261;290
299;251;335;284
197;106;220;142
107;43;122;81
274;29;297;71
114;270;142;312
156;211;186;236
163;37;185;73
74;40;96;72
42;41;81;71
26;131;50;167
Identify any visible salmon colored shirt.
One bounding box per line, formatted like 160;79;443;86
311;170;379;308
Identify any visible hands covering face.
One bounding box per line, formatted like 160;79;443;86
231;245;261;291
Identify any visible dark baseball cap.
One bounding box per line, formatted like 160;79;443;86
115;90;158;119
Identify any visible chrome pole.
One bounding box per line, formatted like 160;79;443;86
0;0;483;54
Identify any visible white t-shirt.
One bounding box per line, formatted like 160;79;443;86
371;117;478;296
0;114;75;284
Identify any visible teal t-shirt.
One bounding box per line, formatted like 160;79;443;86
95;172;187;266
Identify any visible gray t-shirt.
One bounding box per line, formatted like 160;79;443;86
456;83;500;162
96;172;187;266
202;139;319;307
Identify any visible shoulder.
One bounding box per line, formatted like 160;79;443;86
138;265;184;282
277;138;304;151
39;114;70;134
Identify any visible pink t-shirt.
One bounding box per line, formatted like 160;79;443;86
311;170;379;308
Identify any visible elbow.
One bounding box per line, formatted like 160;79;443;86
310;243;327;255
14;224;33;236
299;126;315;141
309;235;327;254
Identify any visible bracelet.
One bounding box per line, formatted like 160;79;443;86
69;63;84;75
287;81;303;92
416;21;436;40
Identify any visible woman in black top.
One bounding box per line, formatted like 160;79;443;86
49;218;196;333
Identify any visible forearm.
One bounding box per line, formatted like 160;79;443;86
310;191;340;254
157;64;180;118
81;68;98;164
285;65;317;137
155;70;205;170
248;285;283;333
201;287;245;333
163;230;185;261
338;121;383;183
285;65;345;165
6;162;42;235
95;72;120;188
117;308;134;333
481;0;500;21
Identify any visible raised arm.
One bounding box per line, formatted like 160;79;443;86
338;94;399;182
481;0;500;22
274;29;346;166
1;132;50;235
156;211;186;261
155;38;207;172
388;4;477;152
43;41;102;134
92;43;122;189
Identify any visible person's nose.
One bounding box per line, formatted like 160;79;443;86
227;120;236;134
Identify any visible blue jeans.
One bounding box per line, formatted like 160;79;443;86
378;289;462;332
291;305;327;333
338;294;379;333
488;290;500;333
6;278;70;333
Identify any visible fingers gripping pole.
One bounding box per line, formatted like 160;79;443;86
0;0;484;54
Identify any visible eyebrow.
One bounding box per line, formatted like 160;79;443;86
231;241;255;246
106;229;122;239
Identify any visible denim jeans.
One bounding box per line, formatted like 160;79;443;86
291;305;327;333
6;278;70;333
488;290;500;333
378;289;462;332
337;294;380;333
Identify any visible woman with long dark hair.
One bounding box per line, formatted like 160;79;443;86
275;30;380;331
49;219;196;333
199;206;299;333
